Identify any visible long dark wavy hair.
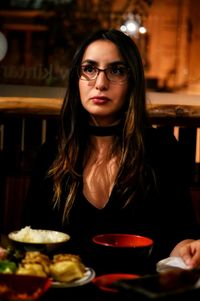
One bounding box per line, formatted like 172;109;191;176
48;28;151;221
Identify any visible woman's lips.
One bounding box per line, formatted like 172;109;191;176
91;96;110;105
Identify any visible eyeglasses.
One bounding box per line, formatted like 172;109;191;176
78;63;130;83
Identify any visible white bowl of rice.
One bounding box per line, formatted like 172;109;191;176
8;226;70;253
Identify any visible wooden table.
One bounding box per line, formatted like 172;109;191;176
1;234;200;301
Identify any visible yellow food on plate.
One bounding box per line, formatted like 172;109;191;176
12;251;86;283
16;251;50;277
17;263;48;278
21;251;50;274
50;253;86;282
50;261;85;282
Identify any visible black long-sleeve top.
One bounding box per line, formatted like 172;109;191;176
21;127;198;273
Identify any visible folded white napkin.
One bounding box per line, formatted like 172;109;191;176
156;256;190;272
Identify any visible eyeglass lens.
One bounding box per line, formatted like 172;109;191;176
79;64;129;82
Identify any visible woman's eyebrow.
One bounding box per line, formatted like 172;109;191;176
81;59;96;65
81;59;126;66
109;61;127;66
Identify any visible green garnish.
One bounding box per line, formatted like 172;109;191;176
0;260;17;273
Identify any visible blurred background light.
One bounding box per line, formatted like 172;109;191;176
0;32;8;61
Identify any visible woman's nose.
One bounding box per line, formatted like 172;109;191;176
95;71;109;90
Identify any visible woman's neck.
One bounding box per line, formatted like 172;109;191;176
88;122;122;137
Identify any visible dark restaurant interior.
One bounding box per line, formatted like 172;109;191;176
0;0;200;235
0;1;200;300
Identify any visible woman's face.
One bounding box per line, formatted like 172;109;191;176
78;40;129;126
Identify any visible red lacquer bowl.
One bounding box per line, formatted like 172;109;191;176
92;234;154;275
93;273;140;293
92;233;153;248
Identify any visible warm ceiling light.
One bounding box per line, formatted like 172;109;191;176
120;12;147;38
139;26;147;34
125;19;139;34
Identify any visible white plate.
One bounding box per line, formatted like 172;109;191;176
52;267;95;288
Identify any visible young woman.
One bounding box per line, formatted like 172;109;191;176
22;29;199;272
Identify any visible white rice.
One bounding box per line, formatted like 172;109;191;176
9;226;70;244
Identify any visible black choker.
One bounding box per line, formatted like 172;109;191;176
88;123;122;136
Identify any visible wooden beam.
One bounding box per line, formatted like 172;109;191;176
0;91;200;124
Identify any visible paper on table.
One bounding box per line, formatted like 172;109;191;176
156;256;190;272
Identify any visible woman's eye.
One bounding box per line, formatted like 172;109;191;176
83;65;95;73
110;66;126;75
